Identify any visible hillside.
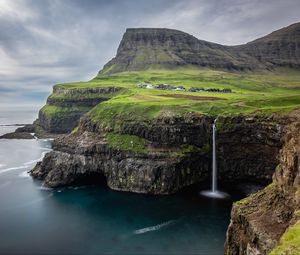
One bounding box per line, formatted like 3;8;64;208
236;22;300;68
99;28;260;74
99;23;300;74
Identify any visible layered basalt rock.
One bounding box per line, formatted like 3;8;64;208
225;110;300;255
31;129;209;194
31;114;284;194
38;86;123;134
217;116;284;183
38;108;88;134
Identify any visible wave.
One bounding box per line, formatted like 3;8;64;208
133;220;176;235
0;165;28;174
0;150;50;176
24;151;48;166
38;183;53;191
19;171;30;178
39;138;54;142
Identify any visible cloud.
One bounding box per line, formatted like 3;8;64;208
0;0;299;108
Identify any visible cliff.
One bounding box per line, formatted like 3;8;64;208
37;86;123;134
225;109;300;254
31;114;284;194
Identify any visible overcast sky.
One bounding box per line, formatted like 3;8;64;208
0;0;299;109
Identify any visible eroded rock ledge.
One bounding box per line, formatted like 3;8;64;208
225;110;300;255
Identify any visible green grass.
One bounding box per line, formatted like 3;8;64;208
47;68;300;127
270;221;300;255
106;132;148;153
40;105;91;117
105;132;206;156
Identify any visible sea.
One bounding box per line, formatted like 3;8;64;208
0;108;258;255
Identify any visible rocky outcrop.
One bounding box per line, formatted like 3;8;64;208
31;114;284;194
225;110;300;255
38;108;89;134
99;23;300;74
0;131;34;139
38;86;123;134
52;86;121;95
0;121;63;139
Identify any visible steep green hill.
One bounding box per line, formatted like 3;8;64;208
99;23;300;74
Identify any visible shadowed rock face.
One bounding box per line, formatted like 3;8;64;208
99;23;300;74
225;110;300;255
38;87;123;134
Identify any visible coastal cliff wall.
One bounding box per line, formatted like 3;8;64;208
37;86;123;134
225;110;300;255
31;114;284;194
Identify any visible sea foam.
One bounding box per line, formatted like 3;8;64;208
133;220;176;235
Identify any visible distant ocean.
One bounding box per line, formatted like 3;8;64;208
0;107;38;135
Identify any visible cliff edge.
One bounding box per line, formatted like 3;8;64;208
225;109;300;254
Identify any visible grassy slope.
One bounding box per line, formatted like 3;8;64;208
40;105;91;117
47;67;300;126
270;220;300;255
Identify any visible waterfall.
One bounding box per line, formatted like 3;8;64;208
212;118;217;193
200;118;229;199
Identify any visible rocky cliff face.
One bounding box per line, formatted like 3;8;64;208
99;23;300;74
31;114;284;194
225;110;300;254
31;115;210;194
38;86;122;134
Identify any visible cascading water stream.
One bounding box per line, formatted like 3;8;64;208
212;118;217;193
200;118;229;199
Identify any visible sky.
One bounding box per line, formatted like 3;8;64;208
0;0;299;110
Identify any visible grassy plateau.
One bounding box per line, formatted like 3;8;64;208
43;67;300;127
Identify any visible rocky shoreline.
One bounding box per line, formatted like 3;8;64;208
0;120;64;139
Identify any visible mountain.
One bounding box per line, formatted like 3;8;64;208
99;22;300;74
235;22;300;68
